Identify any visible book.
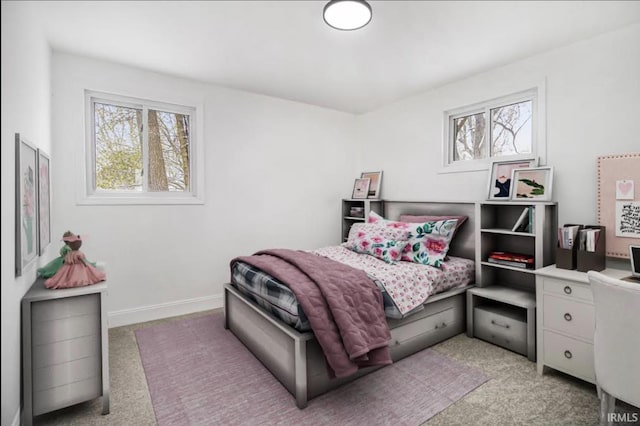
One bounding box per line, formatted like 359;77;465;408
488;251;534;264
512;207;530;232
487;258;532;269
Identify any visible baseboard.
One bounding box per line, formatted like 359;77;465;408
108;294;223;328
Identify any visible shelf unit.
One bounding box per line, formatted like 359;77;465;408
341;199;384;242
468;201;557;361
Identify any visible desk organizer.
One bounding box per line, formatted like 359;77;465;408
556;224;583;270
577;225;606;272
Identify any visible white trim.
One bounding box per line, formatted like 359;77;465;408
81;90;205;205
12;408;20;426
440;81;547;174
107;294;223;328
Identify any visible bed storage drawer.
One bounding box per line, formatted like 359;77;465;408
474;304;527;356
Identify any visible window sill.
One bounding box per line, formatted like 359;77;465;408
77;193;204;206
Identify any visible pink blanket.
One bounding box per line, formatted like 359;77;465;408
231;249;391;378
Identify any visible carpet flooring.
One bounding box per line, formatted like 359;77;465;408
33;309;637;425
134;314;488;426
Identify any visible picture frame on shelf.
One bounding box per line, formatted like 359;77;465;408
511;166;554;201
487;158;537;200
15;133;39;277
360;171;383;199
352;178;370;199
37;149;51;255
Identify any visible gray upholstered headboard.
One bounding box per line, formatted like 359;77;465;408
383;200;476;261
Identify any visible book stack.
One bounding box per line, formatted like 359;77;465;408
487;251;535;269
511;206;535;233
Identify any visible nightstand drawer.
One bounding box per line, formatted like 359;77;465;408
33;355;101;392
543;277;593;303
474;305;527;356
543;295;594;341
33;377;102;416
33;334;100;369
543;330;595;382
32;314;100;345
32;294;99;322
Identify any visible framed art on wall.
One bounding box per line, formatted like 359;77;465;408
360;171;383;199
37;149;51;255
487;158;537;200
510;166;553;201
15;133;39;276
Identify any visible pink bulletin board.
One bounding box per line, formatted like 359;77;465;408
597;153;640;258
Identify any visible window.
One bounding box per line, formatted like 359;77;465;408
84;91;203;204
443;87;544;172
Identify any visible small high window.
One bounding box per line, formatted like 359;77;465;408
443;88;543;172
84;91;202;204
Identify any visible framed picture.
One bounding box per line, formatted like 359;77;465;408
15;133;39;276
487;158;538;200
352;178;371;199
360;171;383;199
511;166;554;201
37;149;51;255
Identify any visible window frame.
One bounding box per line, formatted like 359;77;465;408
441;84;546;174
82;90;204;205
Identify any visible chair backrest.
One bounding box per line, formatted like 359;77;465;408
587;271;640;407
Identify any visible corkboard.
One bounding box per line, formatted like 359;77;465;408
597;153;640;258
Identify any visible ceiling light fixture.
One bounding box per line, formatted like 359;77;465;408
323;0;372;31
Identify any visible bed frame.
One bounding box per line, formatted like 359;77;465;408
224;201;477;408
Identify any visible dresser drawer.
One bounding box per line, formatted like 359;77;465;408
33;334;100;369
33;355;101;392
543;330;595;383
32;294;99;322
474;305;527;356
543;295;594;341
32;314;100;345
33;377;102;416
542;277;593;303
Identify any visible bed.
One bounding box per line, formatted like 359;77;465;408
223;201;477;408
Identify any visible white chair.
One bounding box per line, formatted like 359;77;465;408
587;271;640;425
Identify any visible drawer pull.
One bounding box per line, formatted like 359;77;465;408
564;313;572;322
491;319;510;329
564;350;573;359
564;286;572;295
434;322;447;330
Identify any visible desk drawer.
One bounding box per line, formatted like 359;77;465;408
543;330;595;383
474;305;527;356
543;295;594;341
543;277;593;303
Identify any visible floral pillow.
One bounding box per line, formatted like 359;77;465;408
349;235;408;264
367;211;458;268
345;222;409;246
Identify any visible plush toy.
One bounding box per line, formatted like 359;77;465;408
44;232;106;289
37;231;75;278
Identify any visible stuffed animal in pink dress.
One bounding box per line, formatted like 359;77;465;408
45;232;106;289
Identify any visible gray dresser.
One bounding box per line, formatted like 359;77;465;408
22;279;109;425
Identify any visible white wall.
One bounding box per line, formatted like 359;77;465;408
1;4;52;426
356;23;640;227
51;53;358;327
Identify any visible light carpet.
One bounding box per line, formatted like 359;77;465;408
135;313;489;426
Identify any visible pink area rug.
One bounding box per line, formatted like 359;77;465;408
135;314;488;426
